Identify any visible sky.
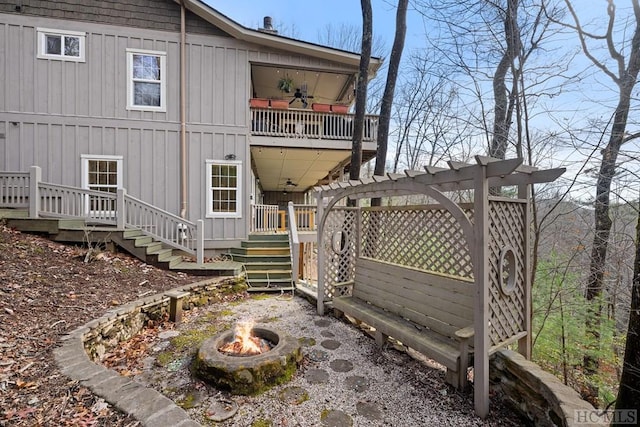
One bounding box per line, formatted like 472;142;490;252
204;0;418;52
204;1;639;201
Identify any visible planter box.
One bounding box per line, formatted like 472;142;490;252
331;104;349;114
270;99;289;109
312;103;331;112
249;98;269;108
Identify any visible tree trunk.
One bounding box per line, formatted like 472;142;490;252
489;0;520;160
584;71;639;378
613;203;640;424
371;0;408;207
347;0;372;207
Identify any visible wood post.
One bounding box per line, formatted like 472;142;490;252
166;290;190;323
29;166;41;218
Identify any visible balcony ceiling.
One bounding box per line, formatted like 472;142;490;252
251;147;352;192
251;65;356;107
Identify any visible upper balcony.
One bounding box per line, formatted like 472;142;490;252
249;101;379;143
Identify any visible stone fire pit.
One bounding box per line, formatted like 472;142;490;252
193;325;302;395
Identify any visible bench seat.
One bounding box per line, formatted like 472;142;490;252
331;258;475;389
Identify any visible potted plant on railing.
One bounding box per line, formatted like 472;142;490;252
277;76;294;93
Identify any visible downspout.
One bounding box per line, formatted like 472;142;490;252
179;0;187;219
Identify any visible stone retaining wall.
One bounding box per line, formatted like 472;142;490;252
490;349;598;427
84;277;245;361
54;276;245;427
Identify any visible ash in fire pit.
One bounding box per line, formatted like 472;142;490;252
194;321;302;395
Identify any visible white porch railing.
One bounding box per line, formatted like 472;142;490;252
0;172;30;207
0;167;204;263
287;202;318;289
250;107;379;142
251;203;279;232
291;204;316;231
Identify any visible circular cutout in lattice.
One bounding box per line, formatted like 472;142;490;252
330;231;348;254
499;246;517;296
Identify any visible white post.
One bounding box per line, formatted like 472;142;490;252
196;219;204;264
316;194;325;315
288;201;300;284
116;188;126;229
29;166;41;218
473;161;490;419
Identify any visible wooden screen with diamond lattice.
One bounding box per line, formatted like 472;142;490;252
359;205;474;279
321;207;358;301
487;199;527;347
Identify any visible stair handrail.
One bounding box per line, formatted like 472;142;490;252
23;166;204;263
287;201;300;284
122;190;204;263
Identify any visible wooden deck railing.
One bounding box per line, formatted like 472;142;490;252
250;107;379;142
0;167;204;263
0;172;30;207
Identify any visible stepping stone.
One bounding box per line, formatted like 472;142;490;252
305;368;330;384
151;341;170;352
345;375;369;392
314;319;332;327
321;409;353;426
278;386;309;405
158;330;180;340
205;398;238;422
306;349;330;362
329;359;353;373
321;330;335;338
356;401;384;421
321;339;341;350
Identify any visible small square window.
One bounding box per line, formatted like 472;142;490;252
37;28;85;62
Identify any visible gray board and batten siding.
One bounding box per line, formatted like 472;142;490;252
0;0;347;249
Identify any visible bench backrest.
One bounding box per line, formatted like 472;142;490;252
353;258;474;340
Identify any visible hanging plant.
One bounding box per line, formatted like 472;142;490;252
277;76;294;93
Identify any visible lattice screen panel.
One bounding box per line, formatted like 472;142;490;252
488;200;527;346
322;207;358;301
360;206;474;279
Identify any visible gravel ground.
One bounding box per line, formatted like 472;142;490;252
107;293;523;426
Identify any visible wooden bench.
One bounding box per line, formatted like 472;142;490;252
332;258;475;390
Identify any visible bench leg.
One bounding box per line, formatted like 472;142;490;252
445;369;460;388
374;330;388;347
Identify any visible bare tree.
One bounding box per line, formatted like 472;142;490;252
371;0;409;207
553;0;640;384
614;201;640;423
348;0;373;208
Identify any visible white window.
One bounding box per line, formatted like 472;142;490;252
206;160;242;218
81;155;123;216
37;28;86;62
126;48;166;112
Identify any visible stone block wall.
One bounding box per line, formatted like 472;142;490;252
490;349;598;427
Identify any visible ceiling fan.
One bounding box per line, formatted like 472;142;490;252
289;82;314;108
284;178;298;187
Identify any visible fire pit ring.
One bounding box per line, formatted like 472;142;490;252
193;325;302;395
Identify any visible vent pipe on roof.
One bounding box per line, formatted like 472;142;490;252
258;16;278;34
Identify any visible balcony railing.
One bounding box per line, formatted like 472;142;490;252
250;107;378;142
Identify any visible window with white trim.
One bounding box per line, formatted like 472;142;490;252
126;48;166;112
206;160;242;218
37;28;86;62
81;155;123;216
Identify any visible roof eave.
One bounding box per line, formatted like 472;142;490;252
181;0;382;72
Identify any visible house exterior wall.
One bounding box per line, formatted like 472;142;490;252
0;1;356;249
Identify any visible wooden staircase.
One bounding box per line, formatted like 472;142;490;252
230;234;294;292
1;212;241;277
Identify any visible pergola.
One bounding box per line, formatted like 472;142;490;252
314;156;565;417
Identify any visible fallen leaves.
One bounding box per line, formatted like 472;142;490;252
0;224;198;426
